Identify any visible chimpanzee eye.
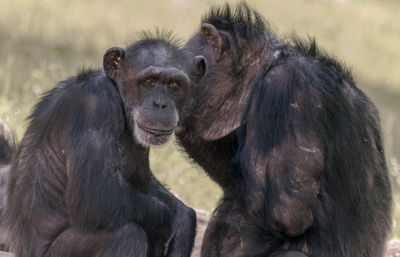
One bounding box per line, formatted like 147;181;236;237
169;81;179;90
145;78;154;85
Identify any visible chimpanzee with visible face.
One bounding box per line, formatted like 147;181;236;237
177;3;392;257
2;34;206;257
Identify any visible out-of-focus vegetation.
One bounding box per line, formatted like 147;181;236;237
0;0;399;237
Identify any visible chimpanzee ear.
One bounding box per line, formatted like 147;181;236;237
201;23;223;57
103;47;125;80
193;55;207;82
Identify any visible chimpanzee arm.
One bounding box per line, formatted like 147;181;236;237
64;89;170;232
149;177;196;257
242;63;324;237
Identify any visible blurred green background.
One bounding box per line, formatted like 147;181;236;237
0;0;399;238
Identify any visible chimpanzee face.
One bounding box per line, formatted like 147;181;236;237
103;41;206;147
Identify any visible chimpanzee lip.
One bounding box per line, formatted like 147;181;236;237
137;123;174;136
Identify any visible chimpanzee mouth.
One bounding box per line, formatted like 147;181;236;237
135;123;175;146
137;124;174;136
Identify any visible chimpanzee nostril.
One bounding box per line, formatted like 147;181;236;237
153;99;168;109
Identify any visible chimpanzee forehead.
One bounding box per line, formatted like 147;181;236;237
127;44;187;72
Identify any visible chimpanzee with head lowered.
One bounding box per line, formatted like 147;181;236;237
177;3;392;257
3;34;206;257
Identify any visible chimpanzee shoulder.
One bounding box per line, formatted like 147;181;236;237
27;68;124;141
288;36;355;87
76;67;97;82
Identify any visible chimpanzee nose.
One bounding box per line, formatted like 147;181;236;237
153;98;168;109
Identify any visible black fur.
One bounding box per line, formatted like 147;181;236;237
0;118;15;251
0;119;15;166
3;35;203;257
178;2;392;257
0;118;14;212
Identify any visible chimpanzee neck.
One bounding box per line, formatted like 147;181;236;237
176;122;241;192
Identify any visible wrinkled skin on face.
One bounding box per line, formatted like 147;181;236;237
104;43;206;147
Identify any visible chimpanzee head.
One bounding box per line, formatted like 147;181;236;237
104;35;206;146
184;3;274;140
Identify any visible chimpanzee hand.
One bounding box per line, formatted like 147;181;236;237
152;229;175;257
163;205;196;257
147;178;196;257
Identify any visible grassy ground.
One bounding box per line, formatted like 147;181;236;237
0;0;399;236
